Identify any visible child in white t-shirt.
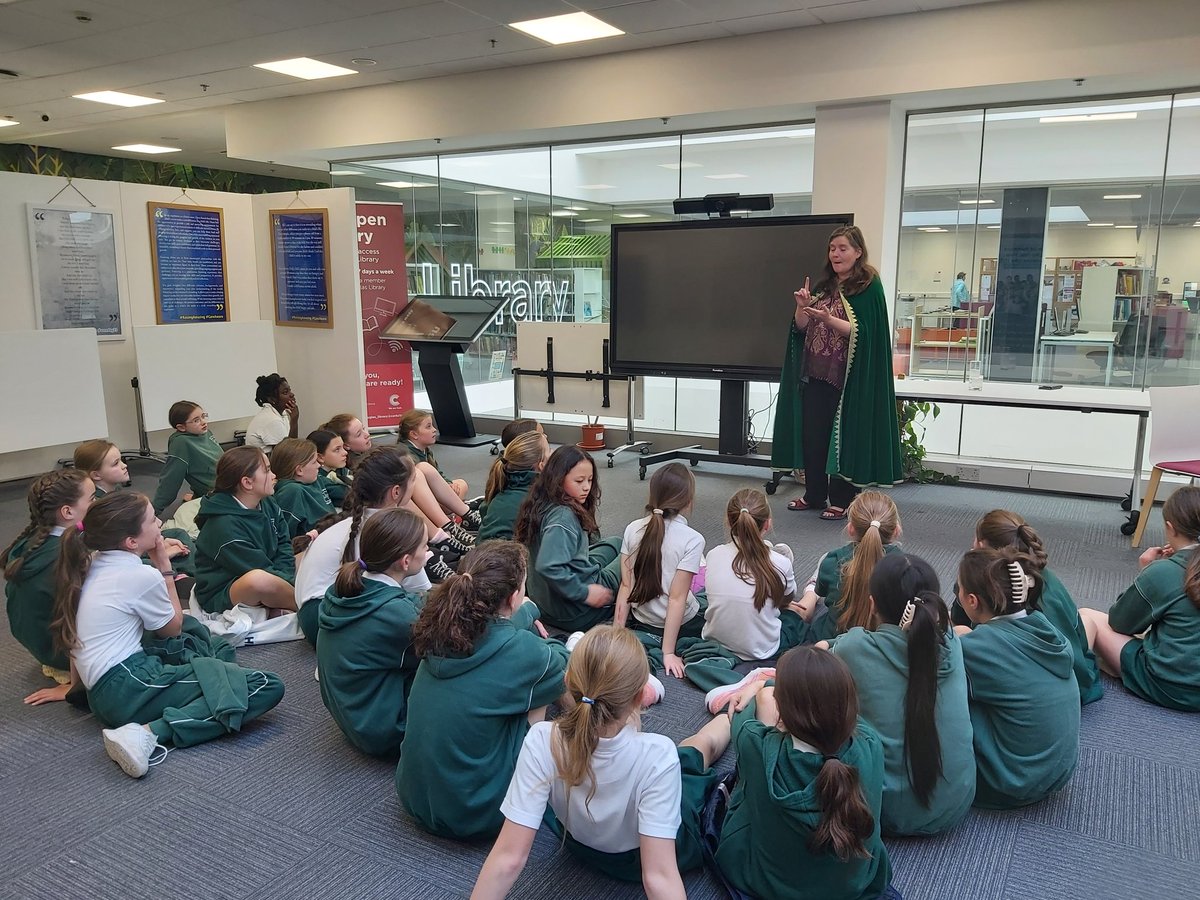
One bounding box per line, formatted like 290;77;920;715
470;626;730;898
614;463;705;678
702;488;801;662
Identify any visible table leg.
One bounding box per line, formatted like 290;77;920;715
1105;344;1114;387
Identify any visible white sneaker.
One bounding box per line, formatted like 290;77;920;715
641;674;664;708
102;723;168;778
314;665;320;683
772;542;795;565
704;667;776;715
565;631;586;652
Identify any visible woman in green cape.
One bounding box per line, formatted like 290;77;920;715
773;225;902;519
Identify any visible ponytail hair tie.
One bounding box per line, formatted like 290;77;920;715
651;508;664;516
357;559;367;570
739;507;749;514
898;597;918;631
76;521;85;532
580;696;595;706
869;519;881;528
1008;560;1031;606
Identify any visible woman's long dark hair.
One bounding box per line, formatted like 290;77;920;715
868;553;948;809
514;445;601;542
812;224;878;299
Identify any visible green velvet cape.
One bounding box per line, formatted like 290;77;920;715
771;275;903;487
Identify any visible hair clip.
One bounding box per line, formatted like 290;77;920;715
580;695;595;706
1008;560;1030;606
651;508;664;516
898;598;918;631
870;519;881;528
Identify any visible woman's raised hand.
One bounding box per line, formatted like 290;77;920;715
794;277;812;308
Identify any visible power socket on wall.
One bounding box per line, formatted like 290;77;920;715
955;465;982;482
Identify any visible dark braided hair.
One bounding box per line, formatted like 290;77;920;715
341;447;415;564
2;470;92;581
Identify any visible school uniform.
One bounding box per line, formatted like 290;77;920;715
501;721;716;882
830;625;976;836
716;701;892;900
524;503;623;632
318;467;350;508
395;616;569;839
77;550;283;746
1110;546;1200;711
244;404;290;451
476;469;536;542
402;439;452;482
807;541;905;644
952;568;1102;705
959;610;1080;809
4;527;69;670
620;514;705;636
317;573;423;757
702;541;801;661
273;478;335;539
151;430;222;515
193;492;295;614
93;486;198;578
293;510;432;646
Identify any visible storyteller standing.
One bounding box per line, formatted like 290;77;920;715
773;225;902;520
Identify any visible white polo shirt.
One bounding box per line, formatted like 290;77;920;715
500;721;681;853
244;404;290;451
73;551;176;690
701;541;797;661
620;514;704;628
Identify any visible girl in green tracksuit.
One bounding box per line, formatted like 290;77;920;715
309;429;351;508
193;446;296;615
396;541;567;840
514;446;623;632
151;400;223;516
317;508;429;757
1;469;95;699
270;438;336;541
477;430;548;543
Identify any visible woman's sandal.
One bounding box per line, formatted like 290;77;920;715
820;506;847;520
787;498;815;511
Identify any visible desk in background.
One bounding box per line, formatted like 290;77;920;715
1035;331;1118;385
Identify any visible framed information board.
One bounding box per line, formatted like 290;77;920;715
147;202;230;324
270;208;332;328
28;205;124;340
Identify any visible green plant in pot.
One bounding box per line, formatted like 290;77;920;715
898;400;958;484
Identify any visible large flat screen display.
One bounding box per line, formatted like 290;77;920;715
610;214;853;380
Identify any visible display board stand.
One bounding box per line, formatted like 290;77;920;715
410;340;496;447
638;380;776;488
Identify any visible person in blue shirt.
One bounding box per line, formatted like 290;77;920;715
952;272;969;309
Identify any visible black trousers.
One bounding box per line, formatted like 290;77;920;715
801;377;859;510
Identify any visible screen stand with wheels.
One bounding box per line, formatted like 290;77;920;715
638;380;776;492
410;341;497;448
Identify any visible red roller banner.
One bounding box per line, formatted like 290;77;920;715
356;202;413;428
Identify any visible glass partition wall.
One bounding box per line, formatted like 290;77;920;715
333;125;815;437
898;94;1200;391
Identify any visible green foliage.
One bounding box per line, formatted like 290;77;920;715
897;399;959;484
0;144;324;193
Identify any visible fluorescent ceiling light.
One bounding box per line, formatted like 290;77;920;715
1114;225;1138;229
112;143;179;154
564;205;589;211
254;57;356;80
579;218;602;223
1086;222;1114;227
330;170;360;176
550;210;578;217
705;173;748;180
986;225;1001;229
488;221;513;226
0;119;20;127
917;226;948;232
437;222;460;227
377;180;435;188
509;11;623;45
577;184;615;189
1040;112;1137;124
616;212;651;218
74;90;163;107
1104;194;1143;200
659;162;703;170
902;206;1087;228
466;189;502;195
959;199;995;204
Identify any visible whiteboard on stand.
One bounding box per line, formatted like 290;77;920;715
515;322;643;418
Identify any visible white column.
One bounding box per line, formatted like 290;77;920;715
811;101;906;313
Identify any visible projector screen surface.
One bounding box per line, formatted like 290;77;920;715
610;214;853;380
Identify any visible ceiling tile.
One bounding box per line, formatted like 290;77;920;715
398;2;499;36
449;0;575;22
599;0;713;33
811;0;922;24
683;0;819;17
721;9;823;34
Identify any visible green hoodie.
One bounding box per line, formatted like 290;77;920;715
716;703;891;900
152;430;222;515
1111;547;1200;711
830;625;975;836
193;493;295;613
402;439;449;481
395;616;569;839
318;467;350;508
477;469;536;542
317;574;424;757
4;531;69;670
525;503;622;632
273;479;335;539
960;610;1080;809
808;541;905;644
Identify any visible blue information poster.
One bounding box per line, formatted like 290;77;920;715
147;202;230;325
271;208;332;328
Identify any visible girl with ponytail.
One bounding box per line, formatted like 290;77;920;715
956;547;1080;809
3;469;95;697
471;626;731;898
316;508;429;757
701;488;802;662
1078;485;1200;712
797;491;903;644
613;463;705;678
477;429;549;542
39;491;284;778
397;541;568;841
827;553;975;836
713;646;896;900
963;509;1102;705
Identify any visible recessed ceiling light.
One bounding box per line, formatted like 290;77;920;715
616;212;651;218
1086;222;1114;227
351;58;377;66
550;210;578;217
377;180;435;188
330;170;359;176
579;218;602;223
986;225;1002;229
704;173;748;180
1104;194;1143;200
438;222;460;227
0;119;19;128
1114;225;1138;229
513;196;523;201
1040;112;1137;123
253;57;357;80
659;162;702;170
509;11;623;45
959;199;995;204
466;189;502;195
112;143;180;154
488;221;513;226
74;90;163;107
577;184;615;190
917;226;949;232
564;205;589;211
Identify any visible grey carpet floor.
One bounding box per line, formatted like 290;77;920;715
0;441;1196;900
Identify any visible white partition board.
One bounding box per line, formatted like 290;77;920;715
134;322;277;432
515;322;643;417
0;329;109;454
